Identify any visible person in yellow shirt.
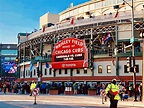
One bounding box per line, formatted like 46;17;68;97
106;79;120;108
30;80;36;96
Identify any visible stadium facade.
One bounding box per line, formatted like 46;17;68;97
16;0;144;85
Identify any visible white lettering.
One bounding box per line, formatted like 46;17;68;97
55;49;71;55
61;63;76;68
75;54;82;57
72;48;83;53
72;39;83;46
65;63;76;67
55;39;71;49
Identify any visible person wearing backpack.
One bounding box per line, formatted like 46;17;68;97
106;79;120;108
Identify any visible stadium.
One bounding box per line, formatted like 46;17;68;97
16;0;144;85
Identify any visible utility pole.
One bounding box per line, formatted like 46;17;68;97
90;28;94;76
122;0;137;101
130;0;137;102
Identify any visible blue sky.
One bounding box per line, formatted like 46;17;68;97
0;0;88;44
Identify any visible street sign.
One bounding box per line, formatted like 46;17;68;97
124;44;132;49
32;88;39;97
35;56;42;61
130;37;135;43
32;88;39;105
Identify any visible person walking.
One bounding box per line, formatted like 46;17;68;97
29;80;36;96
106;79;120;108
100;83;107;104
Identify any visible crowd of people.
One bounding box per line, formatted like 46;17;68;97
0;80;142;102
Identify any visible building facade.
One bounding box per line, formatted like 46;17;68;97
17;0;144;85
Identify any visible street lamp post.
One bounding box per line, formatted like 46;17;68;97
123;0;137;101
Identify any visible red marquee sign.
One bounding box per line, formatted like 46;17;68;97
52;37;88;69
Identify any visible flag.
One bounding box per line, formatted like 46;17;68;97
114;10;119;18
26;32;28;38
70;17;74;25
55;24;59;31
102;33;111;43
46;62;49;68
83;59;88;67
111;56;115;66
55;22;60;32
30;62;33;72
42;26;45;32
30;50;34;56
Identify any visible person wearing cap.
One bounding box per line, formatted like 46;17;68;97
106;78;120;108
30;80;36;96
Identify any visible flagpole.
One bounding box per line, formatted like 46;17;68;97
39;38;43;82
90;28;94;76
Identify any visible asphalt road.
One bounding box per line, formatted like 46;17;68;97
0;93;143;108
0;101;105;108
0;101;143;108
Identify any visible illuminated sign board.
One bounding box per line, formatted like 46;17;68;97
52;38;88;69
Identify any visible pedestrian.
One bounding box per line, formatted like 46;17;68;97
100;83;107;104
73;82;78;95
128;84;133;97
106;79;120;108
29;80;36;96
138;83;142;101
3;82;7;94
119;83;125;101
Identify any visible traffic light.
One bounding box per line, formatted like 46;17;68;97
117;42;124;53
126;57;132;68
15;57;19;64
109;48;113;56
126;56;132;72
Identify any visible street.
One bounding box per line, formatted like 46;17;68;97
0;93;143;108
